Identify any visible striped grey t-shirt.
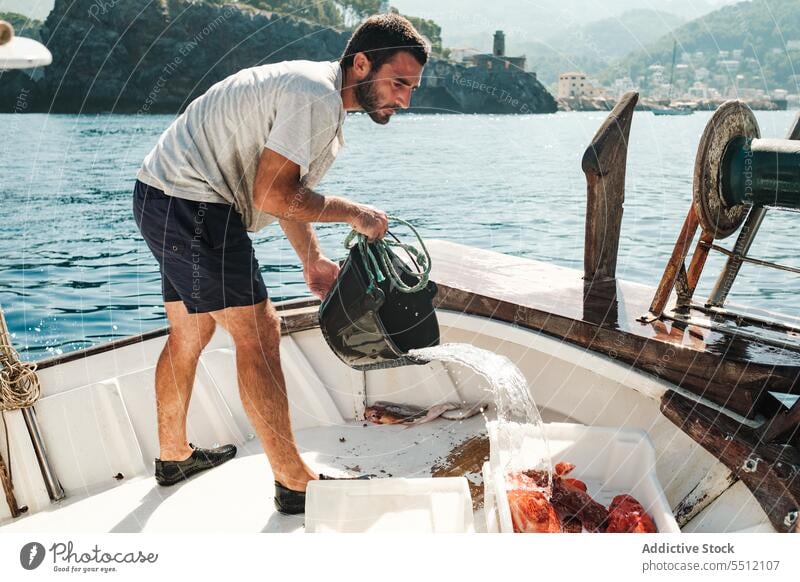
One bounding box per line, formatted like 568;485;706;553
137;60;345;232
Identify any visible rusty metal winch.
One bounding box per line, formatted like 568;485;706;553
649;101;800;318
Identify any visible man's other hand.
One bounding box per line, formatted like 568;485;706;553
304;256;340;300
350;204;389;241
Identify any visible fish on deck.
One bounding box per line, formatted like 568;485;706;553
364;401;487;426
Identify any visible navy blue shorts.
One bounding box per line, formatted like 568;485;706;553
133;179;268;313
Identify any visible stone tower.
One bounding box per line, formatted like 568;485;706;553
493;30;505;57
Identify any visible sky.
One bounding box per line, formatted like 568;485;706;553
0;0;54;20
389;0;741;50
1;0;741;44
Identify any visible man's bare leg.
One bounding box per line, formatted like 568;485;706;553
210;299;316;492
155;300;217;461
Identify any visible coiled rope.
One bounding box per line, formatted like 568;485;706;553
343;217;431;294
0;312;40;412
0;308;40;515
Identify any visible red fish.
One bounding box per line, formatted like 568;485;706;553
507;489;562;533
605;494;658;533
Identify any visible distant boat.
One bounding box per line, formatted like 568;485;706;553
653;106;694;116
653;40;694;116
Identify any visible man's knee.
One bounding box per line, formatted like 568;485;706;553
234;321;281;357
165;320;216;357
213;301;282;351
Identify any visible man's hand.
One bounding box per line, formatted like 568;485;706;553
350;203;389;241
303;256;340;300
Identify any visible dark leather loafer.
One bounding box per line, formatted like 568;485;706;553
155;443;237;486
274;473;374;515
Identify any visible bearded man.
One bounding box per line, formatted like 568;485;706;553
132;14;428;514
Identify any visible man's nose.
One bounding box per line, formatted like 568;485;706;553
397;88;412;109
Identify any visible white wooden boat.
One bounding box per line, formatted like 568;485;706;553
0;238;781;533
1;92;798;534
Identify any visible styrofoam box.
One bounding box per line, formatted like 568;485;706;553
486;421;680;533
305;477;475;533
482;462;500;533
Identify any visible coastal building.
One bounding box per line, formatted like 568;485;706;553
469;31;527;72
694;67;709;81
648;64;666;86
557;72;587;99
688;81;709;99
449;48;479;64
557;72;607;103
611;76;637;99
719;60;740;72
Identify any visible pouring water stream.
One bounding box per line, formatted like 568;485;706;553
409;343;553;495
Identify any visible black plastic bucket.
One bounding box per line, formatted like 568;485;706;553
319;242;439;370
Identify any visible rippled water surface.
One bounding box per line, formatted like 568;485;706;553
2;110;799;360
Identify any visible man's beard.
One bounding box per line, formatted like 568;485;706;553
355;71;394;125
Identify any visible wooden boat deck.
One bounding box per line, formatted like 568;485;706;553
427;240;800;418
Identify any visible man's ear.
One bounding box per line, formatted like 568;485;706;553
352;52;372;80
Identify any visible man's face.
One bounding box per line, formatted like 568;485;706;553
354;51;423;125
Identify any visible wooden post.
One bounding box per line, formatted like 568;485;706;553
758;398;800;443
648;206;700;316
675;230;715;309
582;91;638;283
0;306;21;517
0;451;20;518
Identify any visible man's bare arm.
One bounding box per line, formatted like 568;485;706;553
279;219;321;265
252;148;388;239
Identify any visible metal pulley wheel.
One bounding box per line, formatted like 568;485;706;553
692;100;760;239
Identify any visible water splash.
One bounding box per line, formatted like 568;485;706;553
408;343;552;494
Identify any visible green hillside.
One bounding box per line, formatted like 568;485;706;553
515;9;685;85
0;11;42;40
547;9;685;61
217;1;445;53
604;0;800;92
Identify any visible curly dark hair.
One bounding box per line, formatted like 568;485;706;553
340;13;430;72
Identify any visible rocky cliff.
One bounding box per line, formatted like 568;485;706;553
412;59;557;114
1;0;556;114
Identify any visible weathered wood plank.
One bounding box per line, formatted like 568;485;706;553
673;463;737;528
661;390;800;532
649;207;700;316
583;91;638;283
34;300;321;370
759;398;800;443
0;451;20;518
429;240;800;418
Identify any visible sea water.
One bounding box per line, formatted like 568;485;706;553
409;343;552;494
4;111;799;360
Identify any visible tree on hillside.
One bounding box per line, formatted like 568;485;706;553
240;0;344;27
0;11;42;40
339;0;383;27
387;6;443;55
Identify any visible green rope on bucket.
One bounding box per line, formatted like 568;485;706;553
343;217;431;294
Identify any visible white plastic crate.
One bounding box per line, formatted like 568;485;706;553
485;421;680;533
305;477;475;533
482;462;500;533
